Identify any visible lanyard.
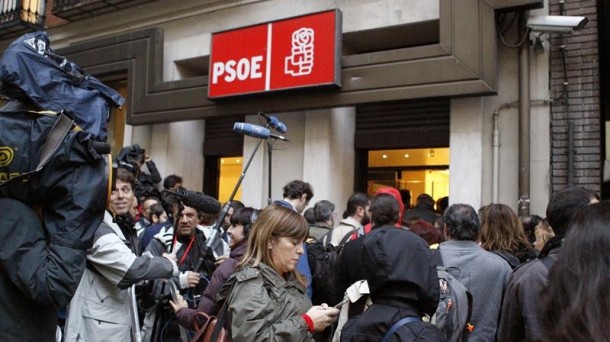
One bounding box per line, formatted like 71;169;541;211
174;234;196;266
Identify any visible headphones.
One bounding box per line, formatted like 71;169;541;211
242;209;259;237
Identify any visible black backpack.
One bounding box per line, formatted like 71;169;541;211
307;229;355;305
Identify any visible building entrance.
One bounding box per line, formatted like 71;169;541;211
367;148;449;209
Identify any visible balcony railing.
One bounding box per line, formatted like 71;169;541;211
52;0;159;22
0;0;46;39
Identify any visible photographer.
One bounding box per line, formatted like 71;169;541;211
142;191;221;341
117;144;162;202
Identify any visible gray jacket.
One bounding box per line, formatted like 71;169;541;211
439;241;512;342
218;263;313;342
64;211;177;342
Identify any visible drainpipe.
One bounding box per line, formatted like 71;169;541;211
568;120;574;188
492;99;550;205
518;32;531;216
492;102;517;203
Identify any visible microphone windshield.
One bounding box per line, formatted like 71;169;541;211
233;122;271;139
269;116;287;134
169;189;221;214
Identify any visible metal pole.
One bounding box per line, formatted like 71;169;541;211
518;26;531;216
568;120;574;188
267;140;273;204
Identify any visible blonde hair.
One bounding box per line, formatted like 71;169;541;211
535;220;555;247
238;205;309;286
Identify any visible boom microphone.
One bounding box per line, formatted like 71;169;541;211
164;188;221;214
233;122;289;141
258;112;288;133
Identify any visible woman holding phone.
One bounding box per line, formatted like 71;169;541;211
217;204;339;341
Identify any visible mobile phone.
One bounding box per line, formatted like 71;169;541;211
334;298;349;309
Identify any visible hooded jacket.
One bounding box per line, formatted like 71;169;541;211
340;227;446;342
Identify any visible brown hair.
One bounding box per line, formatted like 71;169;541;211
238;205;308;286
479;203;532;255
115;167;135;188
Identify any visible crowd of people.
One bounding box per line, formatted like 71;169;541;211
3;142;609;342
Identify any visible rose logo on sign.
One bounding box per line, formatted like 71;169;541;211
285;28;314;77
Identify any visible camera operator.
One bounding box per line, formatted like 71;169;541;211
63;167;178;341
0;31;125;341
0;103;111;341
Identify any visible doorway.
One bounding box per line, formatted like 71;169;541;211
202;116;244;199
218;156;243;203
366;148;449;209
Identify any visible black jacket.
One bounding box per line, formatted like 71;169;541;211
497;237;563;342
403;206;440;226
341;303;447;342
340;228;445;342
336;229;370;314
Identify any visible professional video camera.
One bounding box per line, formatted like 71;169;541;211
116;144;146;172
0;31;124;339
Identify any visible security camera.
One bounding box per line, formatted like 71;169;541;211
526;15;588;34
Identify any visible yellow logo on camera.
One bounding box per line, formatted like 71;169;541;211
0;146;14;167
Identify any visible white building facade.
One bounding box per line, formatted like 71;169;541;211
18;0;599;214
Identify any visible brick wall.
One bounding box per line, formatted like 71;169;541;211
549;0;600;194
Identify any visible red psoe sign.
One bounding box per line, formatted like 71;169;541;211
208;10;342;99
